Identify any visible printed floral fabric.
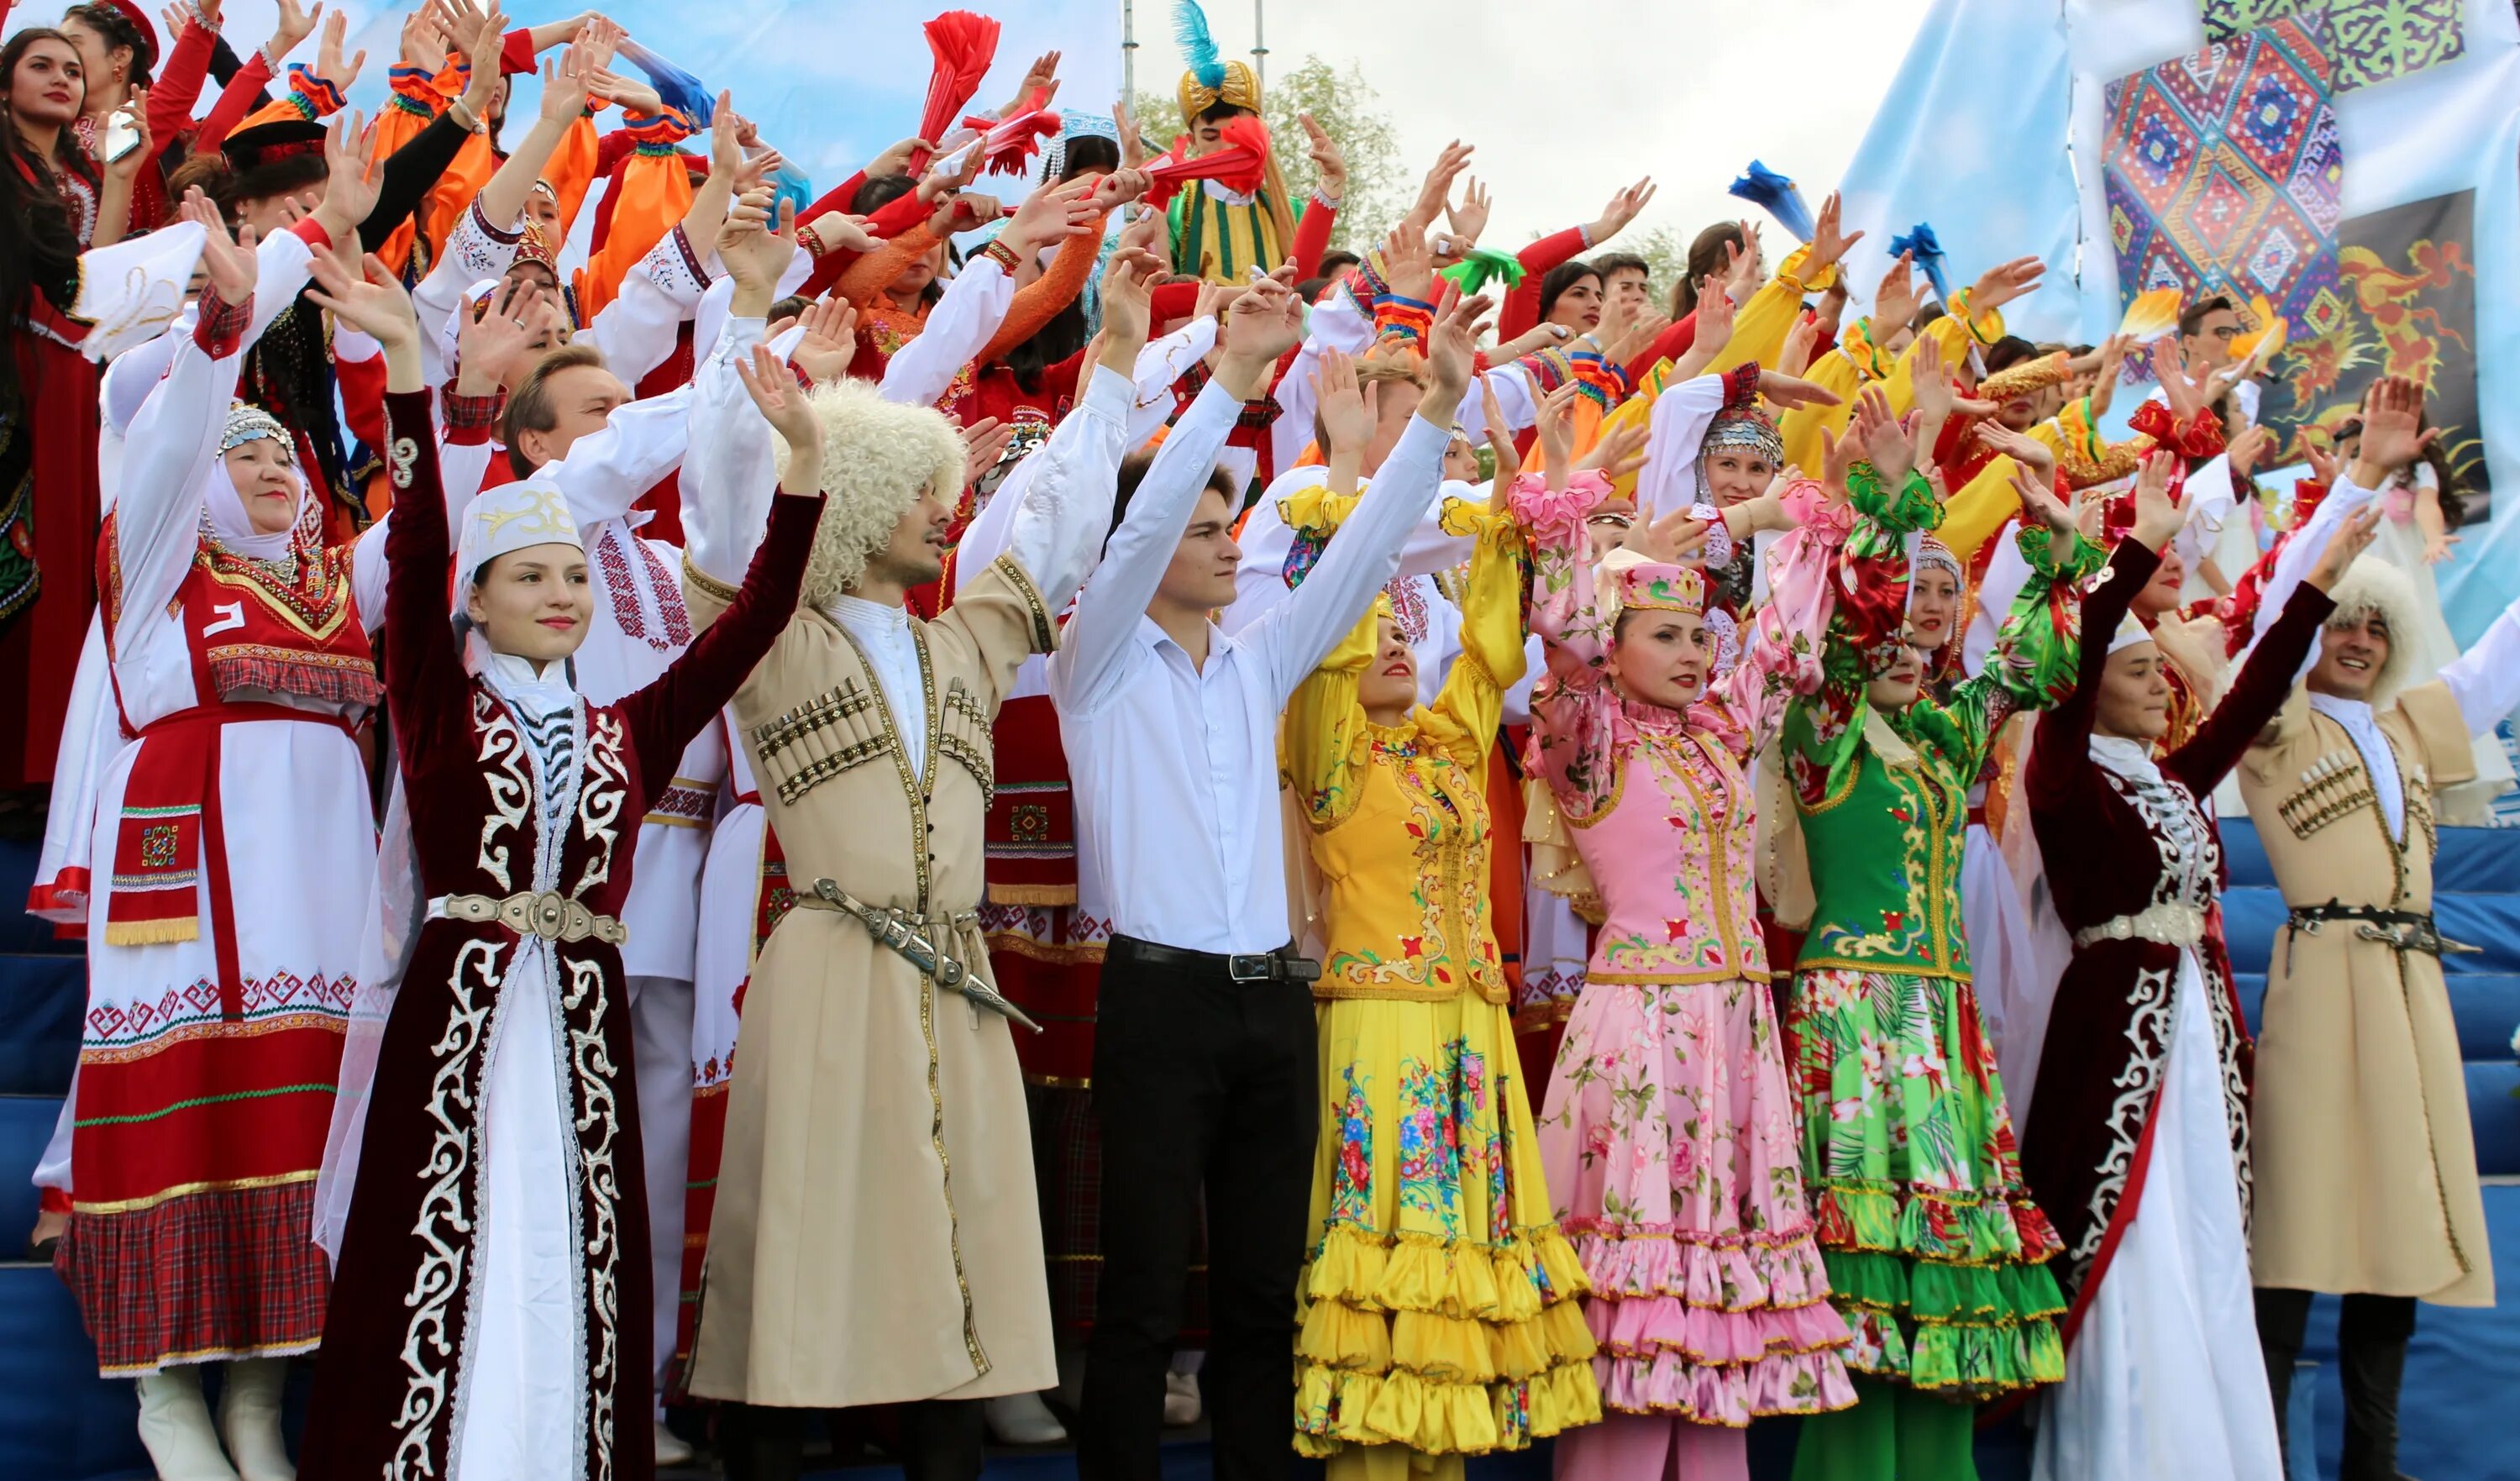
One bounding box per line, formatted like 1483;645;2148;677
1295;993;1601;1465
1536;976;1858;1423
1788;967;2066;1396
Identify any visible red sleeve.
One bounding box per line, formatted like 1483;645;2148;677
335;342;388;451
500;27;536;76
1499;223;1590;341
147;20;214;155
194;53;274;151
378;387;471;769
801;186;935;299
621;492;822;808
1289;195;1336;278
1634;311;1698;377
1148;281;1201;329
800;170;869;228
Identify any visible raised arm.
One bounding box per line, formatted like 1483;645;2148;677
2028;463;2172;808
1699;479;1848;757
1000;244;1158;611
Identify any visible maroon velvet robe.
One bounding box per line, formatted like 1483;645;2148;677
2015;536;2333;1340
298;388;816;1481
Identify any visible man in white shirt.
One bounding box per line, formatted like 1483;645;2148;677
1055;275;1483;1481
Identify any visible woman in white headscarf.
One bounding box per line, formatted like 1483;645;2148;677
50;149;388;1481
293;246;822;1481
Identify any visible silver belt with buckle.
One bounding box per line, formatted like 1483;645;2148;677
428;890;627;946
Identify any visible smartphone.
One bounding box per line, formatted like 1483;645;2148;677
103;106;142;164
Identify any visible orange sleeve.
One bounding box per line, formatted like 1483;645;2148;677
543;116;604;237
838;223;941;312
575;146;696;322
422;131;501;268
976;227;1099;366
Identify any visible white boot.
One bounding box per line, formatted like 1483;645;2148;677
1161;1368;1202;1428
654;1417;695;1466
984;1391;1068;1445
216;1358;292;1481
135;1367;240;1481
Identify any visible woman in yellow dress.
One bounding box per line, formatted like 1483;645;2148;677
1287;351;1600;1478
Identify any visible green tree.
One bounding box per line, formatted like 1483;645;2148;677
1133;55;1403;257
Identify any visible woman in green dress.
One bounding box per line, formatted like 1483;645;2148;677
1778;396;2096;1481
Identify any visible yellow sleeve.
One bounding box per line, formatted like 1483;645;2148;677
1709;244;1835;376
1421;512;1530;787
1882;286;2004;418
1940;453;2024;565
1282;602;1378;832
1777;321;1879;475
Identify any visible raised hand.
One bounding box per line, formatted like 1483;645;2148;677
2228;423;2272;479
2129;449;2181;547
1576;419;1650;481
722;192;795;289
1089;167;1151;213
1479;376;1519;490
786;295;859;386
1600;310;1673;375
540;40;598;124
2306;506;2384;591
306;249;419;348
1777;312;1819;379
1217;272;1305;394
1806;191;1862;275
103;94;152;182
1007;49;1060;111
1978;420;2058;480
1590;176;1656;242
1403;140;1474;234
868;136;936;179
2151;334;2208;422
1724;220;1764;303
1533;379;1580;485
1446;176;1491;246
2350;375;2439;482
1422;289;1491;412
1300;113;1348;202
312;110;381;239
182;187;258;305
269;0;319;64
1967;255;2045;311
456;278;550;390
1756;370;1844;414
1818;423;1861;500
1096;244;1163;362
1381;218;1435;302
961;417;1014;487
587;66;663;118
1872;249;1919;334
307;5;364;92
917;140;985;205
1848;385;1914;483
1313;346;1369;458
735;344;824;496
1688;275;1736;355
2301;429;2339;488
2008;462;2075;538
1624;507;1714;565
1005;175;1099;254
1112;98;1148;169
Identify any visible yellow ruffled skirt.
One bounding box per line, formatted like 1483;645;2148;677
1294;990;1603;1481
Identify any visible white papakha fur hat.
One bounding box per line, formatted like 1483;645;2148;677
2317;551;2421;700
780;376;968;606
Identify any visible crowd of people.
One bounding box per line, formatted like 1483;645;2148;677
0;2;2503;1479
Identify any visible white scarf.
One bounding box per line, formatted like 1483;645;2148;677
2088;732;2166;787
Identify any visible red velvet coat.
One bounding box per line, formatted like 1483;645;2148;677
299;388;816;1481
2015;537;2332;1338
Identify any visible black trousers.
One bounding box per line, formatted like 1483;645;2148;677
1076;939;1318;1481
719;1400;983;1481
2256;1286;2418;1481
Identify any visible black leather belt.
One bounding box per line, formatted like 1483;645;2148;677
1108;935;1323;984
2286;901;2475;957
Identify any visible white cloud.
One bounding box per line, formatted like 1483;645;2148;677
1130;0;1935;247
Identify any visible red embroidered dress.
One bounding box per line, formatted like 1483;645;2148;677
55;272;370;1376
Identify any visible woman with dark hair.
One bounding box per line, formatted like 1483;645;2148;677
0;27;127;795
1672;220;1747;319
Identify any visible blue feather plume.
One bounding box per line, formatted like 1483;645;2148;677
1726;161;1813;243
615;37;711;125
1173;0;1227;89
1889;222;1950;302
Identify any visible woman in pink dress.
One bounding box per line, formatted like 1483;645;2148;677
1520;370;1859;1481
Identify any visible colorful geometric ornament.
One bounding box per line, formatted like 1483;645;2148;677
2103;16;2343;348
2200;0;2465;91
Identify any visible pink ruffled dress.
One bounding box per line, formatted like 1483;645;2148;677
1517;472;1860;1466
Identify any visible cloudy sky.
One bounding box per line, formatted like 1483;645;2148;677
1127;0;1937;248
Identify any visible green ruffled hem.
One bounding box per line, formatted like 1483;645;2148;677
1819;1246;2066;1398
1812;1176;2064;1270
1293;1356;1603;1457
